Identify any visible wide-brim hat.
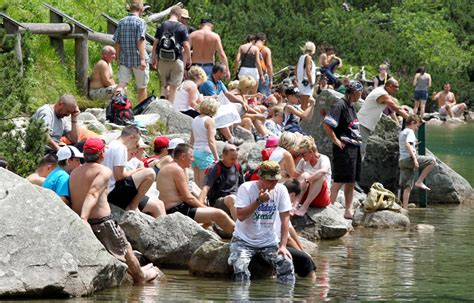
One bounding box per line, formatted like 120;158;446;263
258;160;282;180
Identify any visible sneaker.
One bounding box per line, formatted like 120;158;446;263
228;137;244;146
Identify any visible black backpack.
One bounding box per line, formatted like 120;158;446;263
157;23;180;61
106;92;134;125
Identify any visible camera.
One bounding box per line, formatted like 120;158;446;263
302;79;309;86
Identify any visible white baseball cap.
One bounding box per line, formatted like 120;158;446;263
56;145;83;161
168;138;185;150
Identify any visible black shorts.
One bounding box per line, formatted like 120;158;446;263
181;109;200;119
166;202;198;220
332;144;361;183
107;177;149;211
288;247;317;277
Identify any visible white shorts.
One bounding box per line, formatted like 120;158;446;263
238;67;259;82
118;65;149;89
297;81;314;96
89;85;117;101
439;104;464;116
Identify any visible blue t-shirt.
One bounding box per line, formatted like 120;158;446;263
199;78;227;96
43;167;70;198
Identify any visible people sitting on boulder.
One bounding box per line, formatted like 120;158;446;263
268;132;301;181
174;66;208;118
190;98;220;188
283;86;315;134
293;136;331;216
323;80;364;219
264;106;284;137
43;145;83;205
432;83;467;119
198;144;243;220
89;46;117;101
26;154;58;186
69;137;160;284
32;94;80;153
399;115;436;209
103;125;164;217
228;160;295;284
156;143;235;234
280;179;317;279
318;46;342;87
358;78;409;160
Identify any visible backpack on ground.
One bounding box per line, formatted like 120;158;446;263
363;182;401;212
157;24;181;61
106;92;134;125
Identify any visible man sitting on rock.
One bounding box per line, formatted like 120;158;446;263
103;125;163;216
69;137;160;284
89;46;118;101
32;94;80;153
293;136;332;216
26;154;58;186
198;144;243;220
43;145;83;205
432;82;468;119
156;143;235;234
228;160;295;284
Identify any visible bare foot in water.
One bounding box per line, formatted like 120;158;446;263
141;265;160;282
415;182;431;191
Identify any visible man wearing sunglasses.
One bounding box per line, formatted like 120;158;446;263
358;78;409;160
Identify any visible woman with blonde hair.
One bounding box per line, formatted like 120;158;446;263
373;64;390;87
174;66;208;118
268;131;301;181
296;41;317;110
190;98;220;188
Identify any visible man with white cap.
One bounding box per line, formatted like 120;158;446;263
43;145;83;204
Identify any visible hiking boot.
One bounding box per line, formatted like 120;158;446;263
228;137;244;146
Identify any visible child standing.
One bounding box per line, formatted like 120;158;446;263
398;115;436;209
190;98;220;188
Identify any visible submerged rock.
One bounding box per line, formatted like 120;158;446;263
352;207;410;229
118;212;221;269
0;169;127;298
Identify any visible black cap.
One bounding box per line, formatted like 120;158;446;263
200;18;213;24
285;86;300;96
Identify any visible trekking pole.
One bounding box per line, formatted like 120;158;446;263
418;122;427;207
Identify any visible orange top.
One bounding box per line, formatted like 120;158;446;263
258;45;268;73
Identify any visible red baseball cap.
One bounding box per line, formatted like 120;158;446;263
83;138;105;154
154;136;170;149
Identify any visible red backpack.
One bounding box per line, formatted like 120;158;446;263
106;92;134;125
261;147;276;161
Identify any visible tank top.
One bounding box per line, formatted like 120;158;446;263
174;80;195;111
269;146;289;178
297;54;316;86
241;45;257;68
192;115;212;152
415;74;430;91
258;45;268;72
357;86;389;131
375;75;386;86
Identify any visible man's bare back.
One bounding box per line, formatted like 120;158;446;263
156;162;186;209
190;29;220;64
70;162;112;221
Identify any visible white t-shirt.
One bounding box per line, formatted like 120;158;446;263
296;153;332;186
102;140;128;192
357;86;389;131
399;128;417;160
233;182;292;247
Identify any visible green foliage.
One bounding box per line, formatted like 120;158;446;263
146;120;168;136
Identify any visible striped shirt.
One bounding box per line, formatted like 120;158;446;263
113;14;148;67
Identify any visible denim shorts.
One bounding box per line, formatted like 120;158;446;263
192;149;215;170
414;90;428;102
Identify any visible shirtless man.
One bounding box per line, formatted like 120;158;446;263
89;46;117;101
319;46;342;87
69;138;159;284
432;83;467;119
189;19;230;80
156;143;235;234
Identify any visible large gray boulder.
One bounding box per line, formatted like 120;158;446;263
142;100;192;134
291;204;351;241
352;207;410;229
302;89;472;203
118;212;221;268
0;169;127;298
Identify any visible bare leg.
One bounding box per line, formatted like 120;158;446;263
223;195;238;220
300;95;310;110
330;182;343;204
415;163;435;191
413;100;420;116
294;177;325;216
168;85;178;103
219;127;232;141
125;245;159;284
193;167;205;189
343;183;355;219
142;198;166;218
194;207;235;234
138;87;147;104
129;168;156;211
240;117;253;131
402;186;411;209
253;119;269;137
445;104;453;118
420;102;426;119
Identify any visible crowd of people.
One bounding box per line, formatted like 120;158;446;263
19;0;470;286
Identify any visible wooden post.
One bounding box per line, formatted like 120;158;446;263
418;122;427;207
14;32;24;77
75;34;88;95
49;11;65;64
